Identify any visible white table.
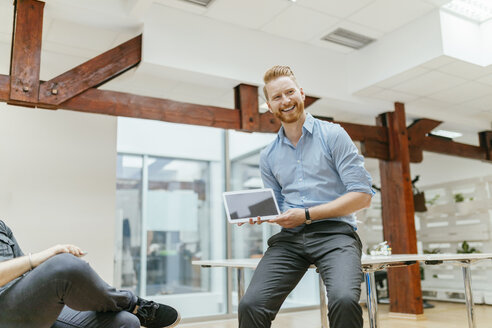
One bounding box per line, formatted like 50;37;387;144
193;253;492;328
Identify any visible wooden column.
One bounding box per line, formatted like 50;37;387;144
377;102;423;316
9;0;44;105
234;84;259;132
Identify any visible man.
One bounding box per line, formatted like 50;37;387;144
238;65;374;328
0;219;180;328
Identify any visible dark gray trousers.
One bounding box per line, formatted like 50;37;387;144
0;253;140;328
238;221;363;328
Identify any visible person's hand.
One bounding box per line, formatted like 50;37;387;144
268;208;305;228
48;244;86;257
31;244;86;268
237;217;264;226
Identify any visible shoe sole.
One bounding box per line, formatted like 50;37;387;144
164;312;181;328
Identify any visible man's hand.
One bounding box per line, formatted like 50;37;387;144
237;217;264;226
268;208;305;228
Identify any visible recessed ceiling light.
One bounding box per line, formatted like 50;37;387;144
442;0;492;23
321;28;375;50
429;129;463;139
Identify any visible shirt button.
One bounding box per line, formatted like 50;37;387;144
299;178;303;182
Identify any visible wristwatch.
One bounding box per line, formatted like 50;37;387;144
305;208;312;225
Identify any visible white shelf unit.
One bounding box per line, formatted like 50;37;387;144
418;175;492;304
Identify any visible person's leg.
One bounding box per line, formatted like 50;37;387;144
238;231;310;328
52;306;141;328
307;222;363;328
0;253;136;328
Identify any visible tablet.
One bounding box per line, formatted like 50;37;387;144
223;188;281;223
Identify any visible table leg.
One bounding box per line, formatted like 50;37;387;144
364;271;378;328
237;267;245;307
318;274;329;328
462;264;476;328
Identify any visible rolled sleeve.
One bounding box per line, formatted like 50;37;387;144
331;128;375;197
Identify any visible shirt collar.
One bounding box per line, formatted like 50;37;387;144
303;112;314;135
277;111;314;138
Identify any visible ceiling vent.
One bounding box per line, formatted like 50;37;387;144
321;28;375;50
179;0;214;7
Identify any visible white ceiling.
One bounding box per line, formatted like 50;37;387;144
0;0;491;145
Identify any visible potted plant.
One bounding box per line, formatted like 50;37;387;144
457;241;480;254
412;175;427;212
454;193;475;215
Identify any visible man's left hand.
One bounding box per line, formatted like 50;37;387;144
269;208;305;228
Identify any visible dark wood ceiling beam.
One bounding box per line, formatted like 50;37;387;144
407;118;442;144
407;118;442;163
421;135;486;161
9;0;45;105
334;121;388;143
304;95;319;108
235;83;259;131
479;131;492;161
60;87;241;130
38;34;142;107
259;111;279;133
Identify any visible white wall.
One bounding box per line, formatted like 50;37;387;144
0;104;117;283
411;152;492;187
117;117;223;161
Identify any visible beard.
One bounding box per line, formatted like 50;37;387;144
273;99;305;124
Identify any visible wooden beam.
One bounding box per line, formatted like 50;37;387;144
9;0;44;104
407;119;442;145
304;95;319;108
335;121;388;143
259;111;279;133
479;131;492;161
421;136;486;161
60;88;241;130
407;118;442;163
377;102;423;316
360;139;389;160
38;35;142;106
234;84;259;132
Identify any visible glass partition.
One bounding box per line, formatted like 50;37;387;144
115;154;143;292
116;120;227;318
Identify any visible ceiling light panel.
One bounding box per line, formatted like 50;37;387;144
442;0;492;23
430;129;463;139
321;28;375;49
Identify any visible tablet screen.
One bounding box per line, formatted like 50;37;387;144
223;189;280;222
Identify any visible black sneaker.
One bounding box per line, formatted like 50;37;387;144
133;297;181;328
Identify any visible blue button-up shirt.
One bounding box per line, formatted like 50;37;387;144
259;113;374;231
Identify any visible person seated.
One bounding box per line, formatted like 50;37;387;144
0;219;180;328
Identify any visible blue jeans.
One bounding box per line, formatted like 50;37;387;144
0;253;140;328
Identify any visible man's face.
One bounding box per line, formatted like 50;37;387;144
265;76;305;124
